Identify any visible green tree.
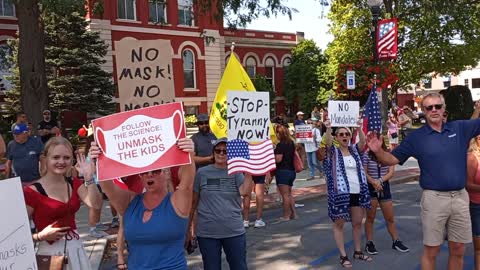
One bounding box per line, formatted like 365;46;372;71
252;74;274;102
4;5;115;119
284;40;330;112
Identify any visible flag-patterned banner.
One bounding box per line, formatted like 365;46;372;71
362;84;382;133
376;18;398;61
227;139;276;175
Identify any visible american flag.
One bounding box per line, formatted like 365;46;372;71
377;18;398;60
362;84;382;133
227;139;276;175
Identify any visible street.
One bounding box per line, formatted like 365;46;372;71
100;179;477;270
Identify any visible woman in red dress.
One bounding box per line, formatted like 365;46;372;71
24;137;101;270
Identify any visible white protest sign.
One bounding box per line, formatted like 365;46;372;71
115;39;175;112
328;100;360;127
227;91;270;142
295;125;313;143
0;177;37;270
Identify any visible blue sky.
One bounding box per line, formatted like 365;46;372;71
245;0;333;50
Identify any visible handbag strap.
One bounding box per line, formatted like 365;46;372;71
63;177;71;265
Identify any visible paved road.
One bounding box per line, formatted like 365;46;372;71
100;180;477;270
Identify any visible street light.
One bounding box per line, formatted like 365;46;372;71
367;0;387;131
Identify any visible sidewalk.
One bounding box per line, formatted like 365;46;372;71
77;161;420;270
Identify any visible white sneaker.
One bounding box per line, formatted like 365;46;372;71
243;220;250;228
254;219;266;228
295;203;305;208
89;228;109;238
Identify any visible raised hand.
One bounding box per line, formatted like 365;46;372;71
75;152;95;181
366;131;382;153
177;138;195;154
89;141;102;160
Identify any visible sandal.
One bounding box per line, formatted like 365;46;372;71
117;263;127;269
339;255;352;268
353;251;373;262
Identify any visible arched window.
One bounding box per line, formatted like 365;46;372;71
0;43;12;92
182;49;196;89
282;57;292;67
246;57;256;78
265;57;275;89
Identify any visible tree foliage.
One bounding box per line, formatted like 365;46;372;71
4;4;115;118
284;40;331;112
326;0;480;94
252;74;275;104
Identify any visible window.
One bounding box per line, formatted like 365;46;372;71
473;78;480;89
265;58;275;89
282;57;292;67
178;0;193;26
182;50;195;89
423;78;432;89
185;106;199;116
442;75;451;88
246;57;256;78
0;0;15;17
465;79;469;88
149;0;166;23
117;0;136;20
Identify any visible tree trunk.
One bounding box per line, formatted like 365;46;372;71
16;0;49;131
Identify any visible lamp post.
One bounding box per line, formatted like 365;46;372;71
367;0;387;131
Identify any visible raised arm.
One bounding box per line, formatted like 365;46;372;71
324;120;333;147
75;152;102;210
89;141;135;215
366;132;400;166
356;118;365;150
171;138;196;218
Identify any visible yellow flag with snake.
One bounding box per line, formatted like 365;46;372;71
209;54;277;142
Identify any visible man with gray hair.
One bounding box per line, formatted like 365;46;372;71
366;92;480;270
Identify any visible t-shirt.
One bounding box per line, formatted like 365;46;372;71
194;165;245;238
7;137;44;182
191;132;217;168
274;141;295;171
362;151;389;178
37;120;58;143
343;155;360;193
304;128;322;153
398;114;412;129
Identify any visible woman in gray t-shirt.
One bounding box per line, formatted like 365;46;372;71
187;138;253;270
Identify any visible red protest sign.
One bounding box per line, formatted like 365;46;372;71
92;102;191;181
294;125;313;143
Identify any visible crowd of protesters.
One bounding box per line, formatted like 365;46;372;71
3;96;480;269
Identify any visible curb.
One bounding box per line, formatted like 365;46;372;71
251;173;420;212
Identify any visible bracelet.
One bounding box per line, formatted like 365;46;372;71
35;233;42;242
84;179;95;187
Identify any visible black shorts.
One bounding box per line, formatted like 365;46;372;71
349;194;360;207
252;175;266;184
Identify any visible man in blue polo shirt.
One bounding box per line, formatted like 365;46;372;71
5;123;44;184
366;92;480;270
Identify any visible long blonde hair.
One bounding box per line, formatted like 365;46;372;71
469;136;480;159
40;137;74;176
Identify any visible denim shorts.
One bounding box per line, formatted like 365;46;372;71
275;169;296;186
368;181;392;202
252;175;266;184
470;202;480;237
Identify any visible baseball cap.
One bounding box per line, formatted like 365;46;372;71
212;137;227;148
13;123;29;135
296;111;304;116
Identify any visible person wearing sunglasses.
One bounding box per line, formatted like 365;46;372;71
37;109;60;144
191;114;217;169
367;93;480;270
89;137;196;270
323;119;372;268
187;138;253;270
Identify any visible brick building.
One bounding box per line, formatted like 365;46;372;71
0;0;302;118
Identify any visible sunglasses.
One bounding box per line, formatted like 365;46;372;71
425;104;443;111
197;121;208;126
214;149;227;155
337;132;351;137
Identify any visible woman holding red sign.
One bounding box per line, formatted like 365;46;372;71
89;137;195;270
24;137;102;270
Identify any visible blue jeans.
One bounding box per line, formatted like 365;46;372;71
306;151;323;177
197;233;248;270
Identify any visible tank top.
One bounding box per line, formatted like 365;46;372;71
469;155;480;204
124;193;188;270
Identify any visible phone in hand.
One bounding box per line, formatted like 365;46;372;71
51;219;70;232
